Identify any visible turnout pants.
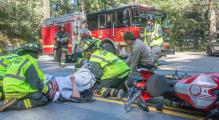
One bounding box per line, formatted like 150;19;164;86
4;92;48;110
97;71;129;97
57;47;67;66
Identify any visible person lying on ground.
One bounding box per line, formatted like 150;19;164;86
45;63;96;102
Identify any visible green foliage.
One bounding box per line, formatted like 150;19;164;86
0;0;43;52
50;0;129;16
50;0;79;16
0;0;217;52
139;0;212;51
85;0;129;12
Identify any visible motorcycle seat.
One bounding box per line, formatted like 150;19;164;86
126;72;145;87
147;74;177;97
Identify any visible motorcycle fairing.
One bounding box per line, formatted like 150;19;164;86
175;74;219;111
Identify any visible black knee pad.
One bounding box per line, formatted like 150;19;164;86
28;92;43;100
40;95;49;103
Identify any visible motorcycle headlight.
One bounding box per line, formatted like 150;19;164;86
189;84;201;96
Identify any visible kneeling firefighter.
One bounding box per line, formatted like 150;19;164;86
0;42;50;112
0;53;19;99
78;40;130;99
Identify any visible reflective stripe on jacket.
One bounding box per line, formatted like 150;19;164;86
144;22;163;46
89;50;130;80
3;55;48;94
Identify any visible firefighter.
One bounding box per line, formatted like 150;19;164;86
73;28;101;67
79;40;130;99
54;24;69;67
72;28;92;65
144;16;163;63
78;28;92;43
123;32;155;72
0;53;19;99
0;42;50;112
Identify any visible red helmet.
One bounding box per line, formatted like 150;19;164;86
47;80;58;100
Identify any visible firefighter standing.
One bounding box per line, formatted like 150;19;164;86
79;40;130;99
0;43;50;112
0;54;19;99
54;25;69;66
144;16;163;63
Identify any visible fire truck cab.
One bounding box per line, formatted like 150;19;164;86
41;4;174;61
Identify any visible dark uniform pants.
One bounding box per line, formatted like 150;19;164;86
5;92;48;110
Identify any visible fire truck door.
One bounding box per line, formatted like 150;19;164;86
72;20;80;53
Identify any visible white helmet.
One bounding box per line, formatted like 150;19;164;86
79;28;91;36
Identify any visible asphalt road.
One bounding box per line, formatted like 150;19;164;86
1;52;217;120
159;52;219;73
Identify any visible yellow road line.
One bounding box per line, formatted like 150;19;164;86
95;97;203;120
95;94;204;116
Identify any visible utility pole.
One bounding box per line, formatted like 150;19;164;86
43;0;50;19
209;0;217;42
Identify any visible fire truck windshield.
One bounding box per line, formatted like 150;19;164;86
132;8;168;28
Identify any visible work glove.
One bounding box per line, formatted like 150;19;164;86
72;52;81;63
60;38;65;44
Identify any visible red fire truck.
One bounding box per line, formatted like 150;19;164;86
41;12;86;60
41;4;174;60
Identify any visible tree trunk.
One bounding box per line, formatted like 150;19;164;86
209;0;217;42
81;0;88;14
43;0;50;19
130;0;138;4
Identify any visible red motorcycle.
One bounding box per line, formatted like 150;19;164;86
124;69;219;119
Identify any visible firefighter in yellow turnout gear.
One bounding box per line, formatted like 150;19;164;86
0;54;19;99
79;39;130;99
144;16;163;63
0;43;50;112
73;28;101;67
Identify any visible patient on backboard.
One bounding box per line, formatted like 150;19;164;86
45;63;96;103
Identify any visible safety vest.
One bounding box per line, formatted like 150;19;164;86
89;50;130;80
76;38;102;64
0;54;19;78
144;22;163;47
3;55;48;95
0;54;19;82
